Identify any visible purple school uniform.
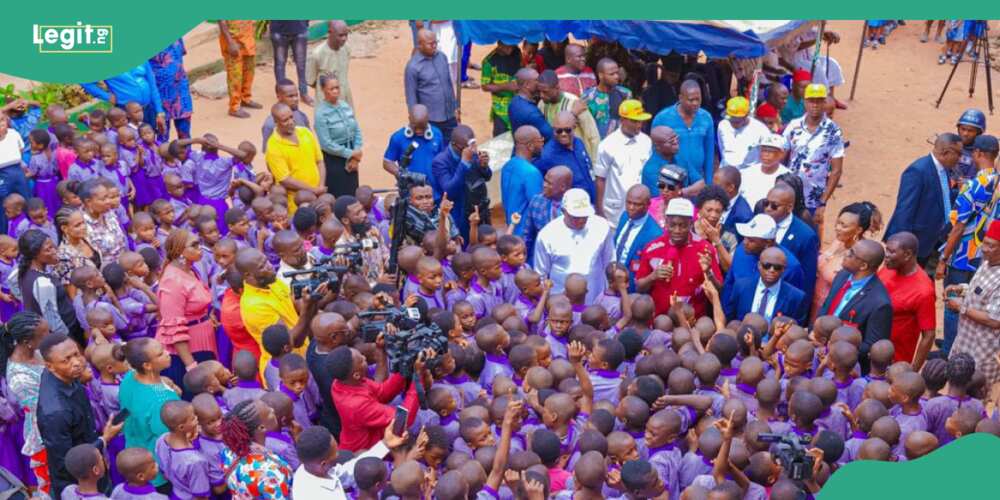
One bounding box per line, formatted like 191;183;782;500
281;383;319;428
648;444;683;500
694;386;725;417
168;195;191;226
716;367;739;388
498;263;521;302
889;404;929;446
118;145;151;208
815;407;850;440
223;380;266;409
27;151;61;216
400;275;422;302
15;218;58;246
162;158;194;191
115;290;149;340
265;430;300;470
733;383;759;416
513;294;543;333
4;214;25;239
193;245;218;289
140;141;166;201
191;151;235;234
838;432;867;465
60;485;110;499
193;434;226;478
643;329;672;350
479;353;514;391
97;379;125;483
67;158;105;183
263;358;281;392
232;160;255;183
541;326;569;360
924;395;984;444
85;376;109;432
588;369;623;406
73;296;125;332
110;483;167;500
439;413;461;444
445;284;469;310
308;244;334;265
595;291;623;323
0;259;20;322
467;279;504;319
679;451;714;490
834;376;867;410
154;435;221;499
417;289;447;310
570;303;586;326
442;374;482;406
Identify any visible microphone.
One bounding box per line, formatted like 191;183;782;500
400;141;419;169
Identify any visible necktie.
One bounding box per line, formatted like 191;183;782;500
825;279;852;316
616;219;636;262
757;288;771;317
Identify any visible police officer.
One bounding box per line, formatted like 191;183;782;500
956;108;986;183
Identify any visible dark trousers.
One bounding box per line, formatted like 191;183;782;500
461;42;472;82
431;117;458;144
0;164;31;234
492;115;510;137
271;32;309;96
942;266;976;355
323;151;358;197
164;351;218;400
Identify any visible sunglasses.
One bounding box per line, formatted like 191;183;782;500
554;128;573;135
760;262;785;271
658;182;681;191
764;201;784;210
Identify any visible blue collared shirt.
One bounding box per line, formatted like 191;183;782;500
508;95;554;140
500;156;543;237
535;137;595;200
651;104;716;184
834;274;874;316
383;125;445;180
931;153;952;219
641;150;704;196
752;279;781;319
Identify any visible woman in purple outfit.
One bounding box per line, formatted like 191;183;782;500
1;312;51;496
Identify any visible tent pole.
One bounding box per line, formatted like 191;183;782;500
456;39;464;116
849;21;866;101
810;20;826;76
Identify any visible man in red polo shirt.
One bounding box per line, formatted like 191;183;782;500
878;231;936;370
634;197;722;316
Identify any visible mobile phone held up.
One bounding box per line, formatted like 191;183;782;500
393;405;409;437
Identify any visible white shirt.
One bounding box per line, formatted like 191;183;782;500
291;441;390;499
740;162;792;208
594;128;652;230
533;215;615;303
277;258;313;288
751;279;781;319
719;193;740;226
809;56;845;88
0;130;24;168
717;117;771;169
775;214;794;243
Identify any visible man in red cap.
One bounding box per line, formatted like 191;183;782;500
781;70;811;124
948;219;1000;386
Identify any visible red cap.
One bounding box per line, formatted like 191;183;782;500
793;69;812;83
987;219;1000;241
756;102;778;119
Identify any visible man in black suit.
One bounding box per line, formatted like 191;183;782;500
883;133;963;270
818;239;893;374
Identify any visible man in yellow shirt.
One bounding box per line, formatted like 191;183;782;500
264;103;327;211
236;247;321;379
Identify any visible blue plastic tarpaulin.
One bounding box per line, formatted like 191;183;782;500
454;20;815;59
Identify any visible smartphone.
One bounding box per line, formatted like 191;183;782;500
392;405;409;436
111;409;131;426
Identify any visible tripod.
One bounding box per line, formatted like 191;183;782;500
935;21;994;114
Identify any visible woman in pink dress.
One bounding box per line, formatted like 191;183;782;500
812;201;882;321
156;228;217;388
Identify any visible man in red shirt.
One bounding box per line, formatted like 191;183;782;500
219;269;260;361
555;44;597;96
878;231;936;370
634;198;722;316
328;342;429;451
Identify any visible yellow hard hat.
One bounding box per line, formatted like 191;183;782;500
804;83;828;99
726;96;750;118
618;99;652;121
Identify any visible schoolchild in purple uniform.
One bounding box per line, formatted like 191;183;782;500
191;394;226;481
278;353;320;429
308;218;342;263
810;377;850;440
109;447;168;500
414;256;447;309
513;268;550;335
888;371;929;446
730;356;764;415
0;236;20;322
596;263;629;323
865;340;894;383
542;302;573;360
924;353;985;443
562;274;589;326
102;107;128;146
466;247;505;319
191;217;222;289
445;252;474;310
835;398;888;464
163;139;199;201
822;341;868;410
476;325;513;390
261;391;302;470
644;409;685;500
116;127;153;211
248;197;281;267
189;134;251;235
130;211;163;261
225;208;256;251
395;245;424;303
587;338;627;407
442;343;483;407
137;124;166;203
231;141;258;184
162;174;194;229
99;142;133;210
3;194;26;240
693;353;726;417
66;139;105;183
25;130;61;216
89;342;128;483
155;400;227;499
262;324;294;391
755;378;791;433
102;263;155;341
223;351;266;410
15;199;58;245
495;235;527;303
61;444;110;500
70;266;127;332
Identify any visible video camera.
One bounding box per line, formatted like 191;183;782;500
282;256;350;300
758;432;815;480
356;301;448;382
357;306;422;343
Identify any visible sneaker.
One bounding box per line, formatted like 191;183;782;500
920;33;929;43
871;41;878;49
939;54;947;64
952;55;960;65
863;39;871;48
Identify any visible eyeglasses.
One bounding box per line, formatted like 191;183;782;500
554;128;573;135
760;262;785;271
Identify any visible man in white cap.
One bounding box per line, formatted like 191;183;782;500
634;197;722;316
533;188;614;302
740;133;792;208
720;213;805;306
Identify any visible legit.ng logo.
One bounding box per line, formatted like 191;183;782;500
33;22;112;53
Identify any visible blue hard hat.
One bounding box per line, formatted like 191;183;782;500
957;108;987;131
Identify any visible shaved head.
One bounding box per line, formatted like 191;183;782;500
516;68;539;84
409;104;429;123
514;125;541;145
886;231;918;254
553;111;577;130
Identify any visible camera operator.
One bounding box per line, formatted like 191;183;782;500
333;195;390;286
328;329;434;452
273;229;313;287
236;247;332;377
431;124;491;242
403;182;459;246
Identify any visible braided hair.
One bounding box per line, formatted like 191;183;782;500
0;311;43;374
17;229;51;279
221;399;261;459
775;173;809;221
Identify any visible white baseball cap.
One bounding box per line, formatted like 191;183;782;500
760;133;787;151
736;214;778;239
562;188;595;217
664;198;695;218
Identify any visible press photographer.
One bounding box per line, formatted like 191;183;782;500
333;195;389;285
431;124;491;242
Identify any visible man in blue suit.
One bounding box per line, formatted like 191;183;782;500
725;246;808;326
507;68;554;142
722;213;805;306
614;184;662;291
430;124;491;241
818;239;893;374
764;184;819;305
884;133;963;269
713;166;754;237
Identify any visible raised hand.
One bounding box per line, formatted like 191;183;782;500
568;340;586;364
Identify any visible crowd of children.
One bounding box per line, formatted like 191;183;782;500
1;98;1000;500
